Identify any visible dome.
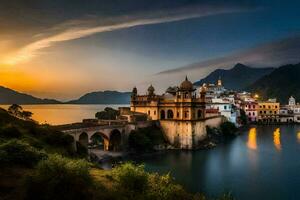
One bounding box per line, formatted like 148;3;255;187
132;86;137;94
180;76;194;90
148;84;155;95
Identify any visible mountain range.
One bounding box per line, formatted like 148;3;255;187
194;63;275;90
0;86;61;104
67;91;131;104
0;62;299;104
246;63;300;103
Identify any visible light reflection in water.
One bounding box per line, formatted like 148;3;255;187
273;128;281;151
247;128;257;150
297;132;300;143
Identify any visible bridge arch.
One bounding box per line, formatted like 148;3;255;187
109;129;122;151
79;132;88;147
90;132;108;150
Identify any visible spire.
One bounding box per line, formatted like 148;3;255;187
185;75;188;81
217;76;222;86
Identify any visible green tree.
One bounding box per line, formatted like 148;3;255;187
220;122;238;137
95;107;119;120
21;110;33;120
8;104;22;117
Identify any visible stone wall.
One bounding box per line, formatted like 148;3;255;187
159;116;224;149
159;120;206;149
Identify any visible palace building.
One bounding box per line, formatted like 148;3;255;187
130;76;223;149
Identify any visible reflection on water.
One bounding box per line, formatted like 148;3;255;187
247;127;257;150
273;128;281;151
0;104;128;125
139;125;300;200
297;132;300;143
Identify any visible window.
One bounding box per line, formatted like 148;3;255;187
268;106;271;109
274;111;277;114
264;111;266;114
253;112;255;116
275;106;278;108
224;105;227;110
160;110;165;119
263;105;266;108
177;112;180;118
260;111;262;114
167;110;174;119
197;110;202;118
154;111;156;115
184;111;189;118
148;110;150;115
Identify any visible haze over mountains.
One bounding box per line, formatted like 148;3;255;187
0;63;299;104
194;63;275;90
0;86;61;104
67;91;131;104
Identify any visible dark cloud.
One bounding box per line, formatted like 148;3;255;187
158;35;300;75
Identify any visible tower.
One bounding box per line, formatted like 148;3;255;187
217;76;222;86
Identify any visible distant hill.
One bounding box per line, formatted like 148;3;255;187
0;86;61;104
194;63;275;90
68;90;131;104
246;63;300;103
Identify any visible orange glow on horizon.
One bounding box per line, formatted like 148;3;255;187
273;128;281;151
247;127;257;150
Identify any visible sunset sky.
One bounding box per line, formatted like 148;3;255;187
1;0;300;100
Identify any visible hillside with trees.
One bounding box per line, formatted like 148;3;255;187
0;106;233;200
246;63;300;103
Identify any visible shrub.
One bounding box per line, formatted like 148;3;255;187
220;122;238;137
147;173;191;200
0;140;46;167
0;125;22;138
95;107;119;120
43;131;74;147
76;141;88;156
112;163;149;194
128;130;153;151
128;126;166;152
111;163;192;200
24;154;93;200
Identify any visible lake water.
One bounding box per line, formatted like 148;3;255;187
0;104;128;125
139;125;300;200
2;104;300;199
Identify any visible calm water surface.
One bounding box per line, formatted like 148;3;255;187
0;104;128;125
138;125;300;200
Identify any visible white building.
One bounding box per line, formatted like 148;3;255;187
208;97;237;125
289;96;296;107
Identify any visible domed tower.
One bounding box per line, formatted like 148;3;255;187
131;86;137;100
200;85;206;102
147;84;155;96
178;76;195;99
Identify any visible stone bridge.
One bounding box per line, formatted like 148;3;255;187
62;124;135;151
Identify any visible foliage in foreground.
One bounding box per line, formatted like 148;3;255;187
0;140;46;167
24;154;94;200
110;163;235;200
111;163;192;200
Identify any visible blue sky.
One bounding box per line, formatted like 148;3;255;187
0;0;300;99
